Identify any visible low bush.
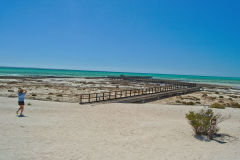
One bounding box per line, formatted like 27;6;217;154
175;100;181;103
182;101;195;105
210;103;225;109
46;97;51;100
229;102;240;108
31;93;37;96
27;102;32;106
208;96;217;100
56;94;63;97
215;91;219;94
219;96;224;99
229;95;238;98
202;93;208;97
186;109;222;135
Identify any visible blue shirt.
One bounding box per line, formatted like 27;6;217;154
18;92;26;102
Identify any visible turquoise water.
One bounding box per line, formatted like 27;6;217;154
0;67;240;88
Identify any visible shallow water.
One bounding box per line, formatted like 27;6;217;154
1;67;240;87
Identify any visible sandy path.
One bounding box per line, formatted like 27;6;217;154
0;97;240;160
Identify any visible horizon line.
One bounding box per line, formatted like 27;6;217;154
0;65;240;79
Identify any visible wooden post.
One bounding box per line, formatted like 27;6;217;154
80;95;82;104
88;94;90;103
103;93;105;101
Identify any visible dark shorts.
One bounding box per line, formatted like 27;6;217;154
18;101;25;105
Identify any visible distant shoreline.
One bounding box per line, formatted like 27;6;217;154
0;75;238;89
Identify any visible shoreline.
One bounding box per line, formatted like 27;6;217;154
0;75;239;89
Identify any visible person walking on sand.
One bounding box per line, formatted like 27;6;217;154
16;88;27;116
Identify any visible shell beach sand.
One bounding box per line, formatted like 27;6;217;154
0;97;240;160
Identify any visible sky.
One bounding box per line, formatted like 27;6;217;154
0;0;239;77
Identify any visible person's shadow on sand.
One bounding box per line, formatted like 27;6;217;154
18;114;27;118
194;133;238;144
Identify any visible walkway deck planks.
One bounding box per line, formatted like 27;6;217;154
79;76;200;104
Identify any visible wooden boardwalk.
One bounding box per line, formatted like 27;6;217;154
79;76;200;104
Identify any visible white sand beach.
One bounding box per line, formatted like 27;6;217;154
1;97;240;160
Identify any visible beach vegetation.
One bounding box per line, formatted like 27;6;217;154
46;97;51;100
202;93;208;97
228;102;240;108
208;96;217;100
27;102;32;106
229;95;238;98
175;100;181;103
182;101;195;105
186;109;222;135
219;96;224;99
215;91;219;94
176;100;196;105
56;94;63;97
210;103;225;109
31;93;37;96
44;84;51;88
48;92;54;95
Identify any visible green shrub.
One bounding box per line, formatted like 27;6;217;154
208;96;217;100
27;102;32;106
46;97;51;100
186;109;220;135
202;93;208;97
175;100;181;103
31;93;37;96
182;101;195;105
56;94;63;97
229;95;238;98
210;103;225;109
186;101;196;105
229;102;240;108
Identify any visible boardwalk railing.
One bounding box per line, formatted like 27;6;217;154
79;81;198;104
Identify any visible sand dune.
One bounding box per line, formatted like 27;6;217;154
0;97;240;160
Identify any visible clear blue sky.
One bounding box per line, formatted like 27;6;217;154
0;0;239;77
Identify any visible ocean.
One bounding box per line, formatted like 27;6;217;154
0;67;240;88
